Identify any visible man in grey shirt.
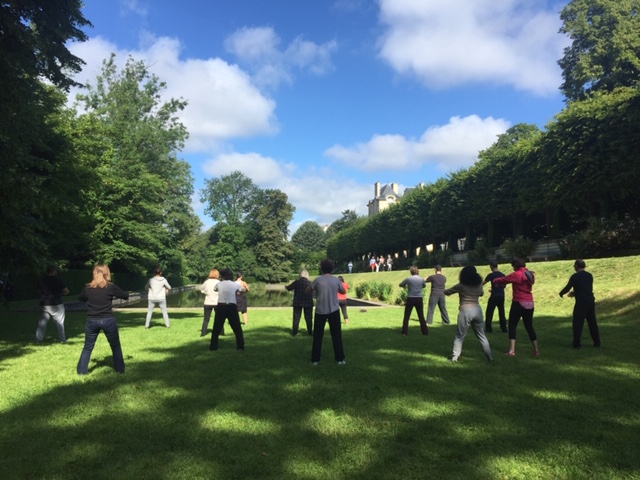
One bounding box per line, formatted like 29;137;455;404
399;266;429;336
425;265;450;325
307;259;346;365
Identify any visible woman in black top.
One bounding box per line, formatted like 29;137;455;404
77;264;129;375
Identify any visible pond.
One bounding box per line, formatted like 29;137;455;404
126;284;293;308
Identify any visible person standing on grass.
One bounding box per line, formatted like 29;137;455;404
348;261;353;274
387;255;393;271
445;265;493;363
77;264;129;375
337;276;350;325
399;266;429;336
35;264;70;344
559;259;601;349
425;265;450;325
285;269;314;336
482;262;507;333
210;268;245;351
200;268;223;337
493;258;540;357
308;259;346;365
235;272;250;326
144;267;172;329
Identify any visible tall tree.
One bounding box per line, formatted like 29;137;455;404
249;189;295;282
75;55;198;274
559;0;640;101
0;0;91;271
200;171;261;226
291;221;326;252
326;210;358;238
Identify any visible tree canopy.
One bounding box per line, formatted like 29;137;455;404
559;0;640;101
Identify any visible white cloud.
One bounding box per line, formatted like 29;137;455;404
202;152;371;225
325;115;510;171
377;0;569;95
120;0;149;16
225;27;338;88
68;35;278;153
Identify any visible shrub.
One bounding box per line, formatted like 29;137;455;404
561;216;640;258
466;239;492;264
501;236;535;259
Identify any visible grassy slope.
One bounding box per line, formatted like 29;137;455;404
0;257;639;480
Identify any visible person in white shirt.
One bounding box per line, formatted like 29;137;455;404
145;267;172;329
200;268;223;337
210;268;246;351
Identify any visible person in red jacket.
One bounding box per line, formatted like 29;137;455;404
493;258;540;357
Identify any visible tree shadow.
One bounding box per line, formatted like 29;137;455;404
1;310;639;479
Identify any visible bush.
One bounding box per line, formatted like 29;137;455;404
501;236;535;259
466;239;492;265
561;216;640;258
354;281;394;302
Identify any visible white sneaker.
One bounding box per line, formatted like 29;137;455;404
312;362;319;366
337;360;346;365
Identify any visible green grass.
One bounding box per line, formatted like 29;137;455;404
1;257;640;479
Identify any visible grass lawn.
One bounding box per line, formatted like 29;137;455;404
1;258;639;479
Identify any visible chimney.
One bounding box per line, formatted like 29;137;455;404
374;182;380;197
392;182;398;194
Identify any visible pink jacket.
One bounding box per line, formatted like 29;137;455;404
493;267;534;302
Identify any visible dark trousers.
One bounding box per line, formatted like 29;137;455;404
427;294;450;324
201;305;223;335
573;300;600;347
77;316;124;374
508;302;536;341
485;295;507;332
293;306;313;336
339;300;348;321
402;297;429;335
210;304;244;350
311;309;345;363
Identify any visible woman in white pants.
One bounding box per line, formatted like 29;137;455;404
145;267;172;328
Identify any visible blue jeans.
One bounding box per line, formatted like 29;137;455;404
77;316;125;374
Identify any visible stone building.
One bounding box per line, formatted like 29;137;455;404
367;182;401;217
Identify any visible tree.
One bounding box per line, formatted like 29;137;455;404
0;0;92;271
75;55;198;275
249;189;295;282
200;171;261;226
291;221;327;251
559;0;640;101
326;210;358;238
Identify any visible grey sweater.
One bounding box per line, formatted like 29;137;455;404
444;283;484;307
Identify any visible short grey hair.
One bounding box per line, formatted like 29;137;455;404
300;269;309;279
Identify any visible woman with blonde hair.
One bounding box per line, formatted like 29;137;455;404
77;264;129;375
200;268;223;337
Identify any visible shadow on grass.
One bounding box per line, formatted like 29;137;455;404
1;308;640;479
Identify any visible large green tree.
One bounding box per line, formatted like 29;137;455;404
0;0;91;271
75;55;199;275
559;0;640;101
200;171;261;226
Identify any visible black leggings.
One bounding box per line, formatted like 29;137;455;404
508;302;536;341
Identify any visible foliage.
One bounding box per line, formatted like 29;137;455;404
291;221;326;252
200;171;261;226
501;236;535;259
0;1;92;271
561;216;640;258
325;210;359;238
559;0;640;101
354;281;394;301
466;239;493;265
74;55;199;275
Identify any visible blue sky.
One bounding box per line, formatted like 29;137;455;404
70;0;570;233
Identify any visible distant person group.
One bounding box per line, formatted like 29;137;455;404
32;256;601;374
